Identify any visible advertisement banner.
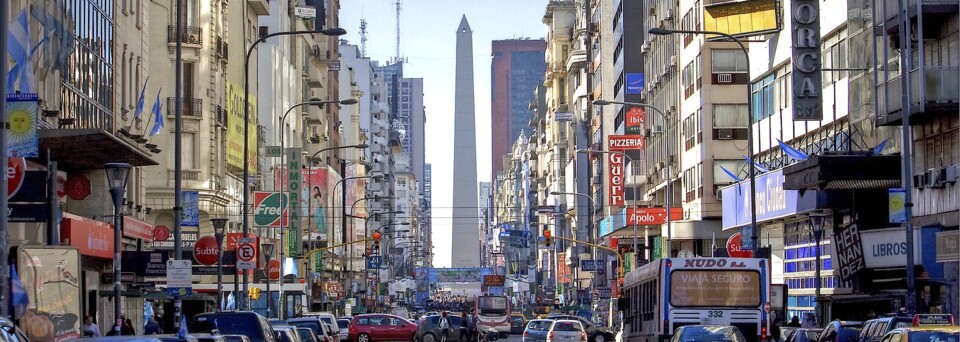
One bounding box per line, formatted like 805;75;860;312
122;216;154;240
703;0;781;39
557;253;571;284
121;251;169;277
669;269;761;307
625;106;645;134
627;207;684;226
832;222;865;281
305;167;332;238
625;73;645;95
6;93;38;157
791;0;822;121
225;81;258;171
720;169;817;230
61;214;113;258
17;246;82;342
888;188;906;224
150;229;199;250
608;135;645;151
181;191;200;226
608;153;625;207
435;268;483;283
286;148;302;256
253;191;285;227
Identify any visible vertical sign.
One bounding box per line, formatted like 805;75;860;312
286;148;302;255
182;191;200;226
832;223;865;281
6;93;39;157
608;153;625;207
888;188;906;223
791;0;822;120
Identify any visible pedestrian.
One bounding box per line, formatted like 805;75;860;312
467;313;478;342
83;315;102;337
786;316;801;327
145;315;161;335
460;313;469;340
769;326;783;342
122;318;136;335
439;311;451;342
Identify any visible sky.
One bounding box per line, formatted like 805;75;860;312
339;0;548;267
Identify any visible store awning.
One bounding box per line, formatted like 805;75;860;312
38;129;158;171
783;153;901;190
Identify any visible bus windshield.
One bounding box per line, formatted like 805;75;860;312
669;270;761;307
477;296;509;315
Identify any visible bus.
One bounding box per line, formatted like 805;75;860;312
475;295;511;336
620;258;771;342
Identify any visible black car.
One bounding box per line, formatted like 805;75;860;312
786;328;821;342
820;321;864;342
545;315;614;342
190;311;277;342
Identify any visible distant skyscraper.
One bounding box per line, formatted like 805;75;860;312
490;39;546;180
451;15;480;267
398;78;425;183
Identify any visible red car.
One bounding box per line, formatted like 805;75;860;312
348;314;417;342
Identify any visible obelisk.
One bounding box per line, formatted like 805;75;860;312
451;15;480;267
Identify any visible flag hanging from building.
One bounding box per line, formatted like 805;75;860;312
742;155;769;173
134;77;149;119
7;9;36;92
777;139;809;161
149;90;164;136
31;0;75;72
11;266;29;319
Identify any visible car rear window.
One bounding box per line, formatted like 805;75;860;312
192;315;268;342
680;327;746;342
290;322;321;335
297;328;316;342
837;327;863;342
527;321;551;331
553;322;581;332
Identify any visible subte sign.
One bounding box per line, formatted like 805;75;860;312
726;232;753;258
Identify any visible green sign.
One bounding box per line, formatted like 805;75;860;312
254;192;287;227
652;237;663;260
286;148;302;255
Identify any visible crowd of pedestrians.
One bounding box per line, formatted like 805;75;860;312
427;295;473;312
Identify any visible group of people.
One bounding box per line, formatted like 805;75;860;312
82;313;164;337
427;295;473;312
437;311;481;342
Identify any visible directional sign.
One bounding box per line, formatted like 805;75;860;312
580;259;605;272
367;255;381;269
237;238;257;270
166;260;193;296
265;146;282;157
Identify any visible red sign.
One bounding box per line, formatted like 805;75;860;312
608;135;645;151
7;157;25;199
626;107;645;131
226;233;260;251
608;153;625;206
726;232;753;258
65;175;91;200
56;175;66;199
268;259;281;280
153;225;170;241
123;216;154;240
627;207;684;226
194;236;220;265
61;213;114;258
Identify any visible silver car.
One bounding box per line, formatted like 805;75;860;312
547;320;586;342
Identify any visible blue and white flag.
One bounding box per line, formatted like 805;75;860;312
177;314;188;339
31;0;74;72
719;166;743;183
149;89;164;136
7;9;35;92
742;155;769;173
872;139;888;155
777;139;809;161
134;77;149;119
11;266;29;319
226;292;236;310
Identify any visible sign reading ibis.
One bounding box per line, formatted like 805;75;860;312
253;191;288;227
627;207;684;226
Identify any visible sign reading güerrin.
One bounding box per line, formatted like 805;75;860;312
791;0;822;121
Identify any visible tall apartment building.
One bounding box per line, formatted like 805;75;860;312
397;78;426;183
479;181;494;267
490;39;547;180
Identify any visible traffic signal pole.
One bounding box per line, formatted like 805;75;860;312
545;235;625;283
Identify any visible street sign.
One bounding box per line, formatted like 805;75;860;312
596;287;612;299
237;238;257;270
366;255;381;269
265;146;282;157
166;260;193;296
580;259;605;272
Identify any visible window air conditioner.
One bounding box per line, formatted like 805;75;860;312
717;129;734;140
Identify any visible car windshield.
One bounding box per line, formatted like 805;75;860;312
289;322;321;334
277;332;296;342
527;321;552;331
553;322;581;332
908;331;959;342
191;316;265;342
296;329;315;342
679;326;746;342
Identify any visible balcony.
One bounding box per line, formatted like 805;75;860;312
167;25;202;46
247;0;270;15
166;97;203;118
877;0;957;32
211;104;227;128
214;36;228;60
875;66;959;126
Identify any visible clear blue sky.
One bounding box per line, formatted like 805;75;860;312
339;0;548;267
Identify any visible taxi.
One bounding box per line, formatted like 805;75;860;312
878;314;958;342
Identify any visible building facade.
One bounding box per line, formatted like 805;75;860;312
490;39;547;180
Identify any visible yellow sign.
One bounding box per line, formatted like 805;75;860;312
703;0;781;39
226;81;258;171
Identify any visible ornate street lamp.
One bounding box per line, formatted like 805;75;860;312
261;242;276;318
211;217;229;311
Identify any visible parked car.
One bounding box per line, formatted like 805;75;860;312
288;317;340;342
273;326;304;342
302;313;342;341
511;315;527;335
669;325;747;342
296;327;320;342
349;314;418;342
786;328;822;342
337;319;352;341
546;320;586;342
820;321;864;342
523;319;554;342
191;311;277;342
858;316;913;342
546;315;614;342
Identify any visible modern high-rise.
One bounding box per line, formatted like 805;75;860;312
490;39;547;180
451;15;481;267
397;78;426;183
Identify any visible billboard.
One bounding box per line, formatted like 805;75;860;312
703;0;782;39
16;247;82;342
225;81;257;171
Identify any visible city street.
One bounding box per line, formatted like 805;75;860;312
497;334;523;342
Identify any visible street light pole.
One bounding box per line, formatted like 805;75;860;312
592;100;673;257
211;217;229;312
809;212;827;326
550;191;596;300
648;28;757;256
105;163;132;334
242;27;346;310
262;242;275;318
332;174;378;298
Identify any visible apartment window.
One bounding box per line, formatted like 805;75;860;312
136;0;143;27
558;78;567;104
923;25;959;66
714;160;747;185
682;108;702;150
712;104;749;140
172;0;200;26
711;49;748;73
914;116;960;171
182;132;197;169
822;28;849;85
121;55;128;109
681;55;701;97
683;164;703;202
751;74;776;121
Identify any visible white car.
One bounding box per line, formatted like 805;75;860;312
548;320;587;342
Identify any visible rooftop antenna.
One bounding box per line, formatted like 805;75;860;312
360;18;368;57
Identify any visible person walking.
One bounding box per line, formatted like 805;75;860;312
83;315;102;337
121;318;136;335
459;313;469;341
145;316;161;335
439;311;451;342
466;313;478;342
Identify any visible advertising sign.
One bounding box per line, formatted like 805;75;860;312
483;275;505;287
16;246;82;342
608;153;625;207
225;81;258;171
6;93;38;157
122;216;153;240
253;191;286;227
832;223;865;281
294;6;317;18
305;167;332;237
703;0;781;39
936;230;959;262
60;214;113;258
627;207;683;226
726;232;753;258
193;236;220;265
860;227;921;268
791;0;822;121
166;260;193;296
8;168;48;222
669;270;761;307
435;268;483;283
286;147;303;255
608;135;645;151
721;169;817;230
150;229;198;250
181;191;200;226
888;188;906;224
555;112;574;121
625;106;645;134
580;260;605;272
557;253;571;283
121;251;169;277
626;73;644;95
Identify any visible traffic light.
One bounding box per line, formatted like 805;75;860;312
543;229;552;247
372;232;381;251
249;287;261;300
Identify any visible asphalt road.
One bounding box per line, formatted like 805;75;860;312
497;334;523;342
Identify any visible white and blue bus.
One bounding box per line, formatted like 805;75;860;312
620;258;771;342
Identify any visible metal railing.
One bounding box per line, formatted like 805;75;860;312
877;65;960;115
167;25;202;45
166;97;203;117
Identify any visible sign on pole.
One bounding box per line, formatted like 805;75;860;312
286;147;302;255
236;238;257;270
265;146;282;158
166;260;193;296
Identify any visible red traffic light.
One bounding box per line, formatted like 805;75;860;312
372;232;382;241
543;230;552;238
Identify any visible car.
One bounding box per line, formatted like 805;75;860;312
669;325;748;342
878;325;959;342
302;313;342;342
511;315;528;334
274;326;304;342
858;316;913;342
546;315;614;342
222;335;253;342
81;338;169;342
786;328;822;342
546;320;587;342
415;315;463;342
820;321;864;342
157;335;202;342
337;319;352;341
296;327;321;342
288;317;341;342
193;333;229;342
0;317;29;342
191;311;277;342
349;314;418;342
523;319;554;342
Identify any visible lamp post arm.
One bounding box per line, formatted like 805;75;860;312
549;235;624;280
300;238;375;261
